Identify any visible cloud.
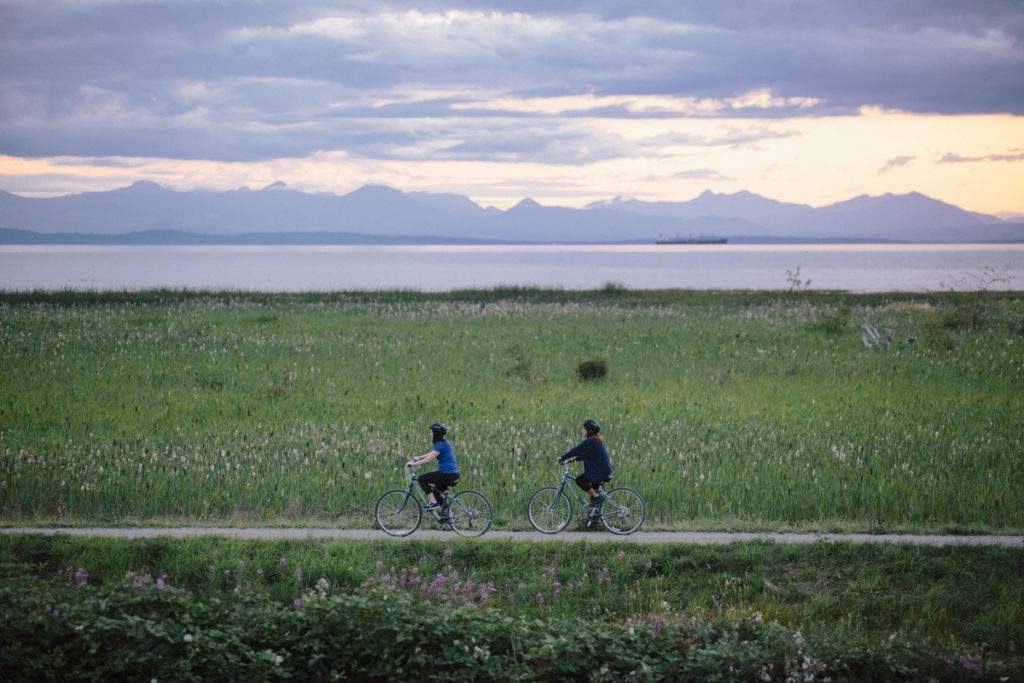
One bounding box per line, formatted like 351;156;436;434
939;151;1024;163
637;126;803;149
0;2;1022;164
878;155;915;174
450;90;821;117
643;168;732;182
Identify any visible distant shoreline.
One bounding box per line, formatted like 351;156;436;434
1;227;1022;246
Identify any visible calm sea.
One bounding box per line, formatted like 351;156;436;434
1;244;1022;292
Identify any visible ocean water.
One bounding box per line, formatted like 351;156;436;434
0;243;1022;292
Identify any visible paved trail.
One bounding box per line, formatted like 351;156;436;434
4;527;1023;547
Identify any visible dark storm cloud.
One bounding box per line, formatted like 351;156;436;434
0;0;1021;161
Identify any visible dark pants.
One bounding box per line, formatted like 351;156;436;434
575;473;609;496
419;471;460;505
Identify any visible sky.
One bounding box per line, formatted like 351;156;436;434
1;1;1023;213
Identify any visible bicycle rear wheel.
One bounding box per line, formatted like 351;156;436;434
600;487;645;535
374;490;422;537
528;487;572;534
448;490;493;537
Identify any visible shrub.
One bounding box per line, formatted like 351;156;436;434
576;359;608;381
941;302;979;330
922;310;955;351
808;306;850;335
2;579;1020;681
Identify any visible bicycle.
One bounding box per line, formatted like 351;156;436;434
374;465;493;538
528;463;645;535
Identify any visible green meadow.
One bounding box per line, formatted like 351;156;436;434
1;288;1022;531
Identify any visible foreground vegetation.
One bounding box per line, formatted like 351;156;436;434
1;288;1022;530
2;535;1022;680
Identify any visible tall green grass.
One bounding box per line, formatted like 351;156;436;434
1;289;1022;529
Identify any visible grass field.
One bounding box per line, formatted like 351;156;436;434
2;288;1023;531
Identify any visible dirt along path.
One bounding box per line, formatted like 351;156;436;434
3;527;1023;546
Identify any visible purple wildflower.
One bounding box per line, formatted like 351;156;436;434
617;549;626;559
443;547;454;561
294;566;302;584
535;593;545;605
650;614;663;634
958;654;983;671
552;581;562;598
292;598;302;610
279;556;287;568
72;567;88;587
424;572;448;595
156;573;167;588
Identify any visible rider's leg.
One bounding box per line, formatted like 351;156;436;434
419;472;442;507
575;474;601;504
436;474;460;510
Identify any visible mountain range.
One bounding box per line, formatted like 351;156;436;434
1;181;1021;243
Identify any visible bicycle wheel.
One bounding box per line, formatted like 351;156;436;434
528;487;573;534
374;490;422;537
449;490;493;538
600;487;645;535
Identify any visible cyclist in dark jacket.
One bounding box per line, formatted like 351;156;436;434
558;419;612;515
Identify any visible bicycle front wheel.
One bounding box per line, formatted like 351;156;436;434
374;490;422;537
601;487;645;535
528;487;572;534
449;490;493;538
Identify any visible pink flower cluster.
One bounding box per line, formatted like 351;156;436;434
364;564;494;607
56;565;88;587
125;570;172;589
624;612;682;635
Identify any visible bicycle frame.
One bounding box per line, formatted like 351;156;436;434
554;464;620;519
398;467;463;521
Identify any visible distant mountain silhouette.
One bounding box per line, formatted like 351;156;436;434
586;189;1005;241
0;182;1019;243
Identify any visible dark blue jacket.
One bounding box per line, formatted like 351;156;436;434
558;436;612;482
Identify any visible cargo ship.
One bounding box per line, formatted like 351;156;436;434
655;234;728;245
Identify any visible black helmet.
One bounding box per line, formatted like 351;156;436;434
582;418;601;433
430;422;448;438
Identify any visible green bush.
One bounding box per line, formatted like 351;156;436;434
922;310;955;350
941;301;980;330
808;305;851;335
576;358;608;381
3;578;1017;681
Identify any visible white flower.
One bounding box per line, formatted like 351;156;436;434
183;634;193;643
275;655;283;665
